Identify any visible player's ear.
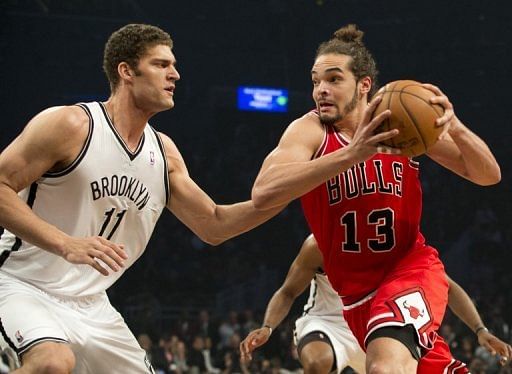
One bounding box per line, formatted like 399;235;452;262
118;62;134;82
359;76;372;97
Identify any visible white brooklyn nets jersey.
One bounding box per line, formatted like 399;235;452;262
302;271;344;317
0;102;169;297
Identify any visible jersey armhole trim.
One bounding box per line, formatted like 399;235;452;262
0;183;38;267
18;337;69;355
408;159;420;170
151;127;170;206
43;103;94;178
302;277;319;316
0;318;17;353
312;125;328;159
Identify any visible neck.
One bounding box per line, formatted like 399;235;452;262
104;91;154;150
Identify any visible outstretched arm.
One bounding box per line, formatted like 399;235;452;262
239;235;323;362
161;133;283;245
0;106;127;275
447;276;512;365
424;84;501;186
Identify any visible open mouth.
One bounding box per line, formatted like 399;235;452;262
319;102;334;111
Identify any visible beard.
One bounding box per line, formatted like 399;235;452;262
319;87;359;126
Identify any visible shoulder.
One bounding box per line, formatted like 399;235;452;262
155;131;187;173
276;112;325;152
298;234;323;268
0;105;92;182
25;105;90;143
155;131;181;157
283;111;323;137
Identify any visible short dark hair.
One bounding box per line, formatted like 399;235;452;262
103;24;173;92
316;24;378;98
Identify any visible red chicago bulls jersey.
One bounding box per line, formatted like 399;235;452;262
301;123;426;305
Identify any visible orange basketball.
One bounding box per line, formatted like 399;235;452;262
372;80;446;157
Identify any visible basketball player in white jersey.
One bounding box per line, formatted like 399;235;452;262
240;235;512;373
0;24;281;373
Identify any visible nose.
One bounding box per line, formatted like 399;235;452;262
317;81;329;95
168;66;180;81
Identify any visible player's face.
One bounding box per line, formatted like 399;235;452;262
130;44;180;113
311;54;360;126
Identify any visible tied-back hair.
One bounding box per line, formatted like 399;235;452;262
316;24;379;99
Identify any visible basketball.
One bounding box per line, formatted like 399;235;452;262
372;80;446;157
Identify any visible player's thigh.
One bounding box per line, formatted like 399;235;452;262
74;299;153;374
366;334;418;374
20;341;75;373
0;280;69;355
326;321;366;374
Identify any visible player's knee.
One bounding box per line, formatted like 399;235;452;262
367;360;394;374
301;352;333;374
367;357;415;374
36;358;74;374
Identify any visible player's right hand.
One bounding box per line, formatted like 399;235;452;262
60;236;128;276
348;95;400;163
240;327;271;363
478;329;512;366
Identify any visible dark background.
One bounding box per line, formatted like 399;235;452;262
1;1;511;372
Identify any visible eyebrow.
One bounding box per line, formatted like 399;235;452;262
151;58;177;65
311;67;344;75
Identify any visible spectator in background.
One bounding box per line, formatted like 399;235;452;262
219;333;248;374
241;309;259;338
218;311;241;351
137;333;168;373
189;335;208;373
192;309;219;348
170;340;189;374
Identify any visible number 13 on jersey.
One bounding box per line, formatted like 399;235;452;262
340;208;395;253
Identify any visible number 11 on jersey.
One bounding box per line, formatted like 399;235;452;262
98;208;127;239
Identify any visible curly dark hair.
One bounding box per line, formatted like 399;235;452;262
316;24;379;98
103;24;173;92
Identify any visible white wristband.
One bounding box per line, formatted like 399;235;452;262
475;326;488;335
263;325;273;335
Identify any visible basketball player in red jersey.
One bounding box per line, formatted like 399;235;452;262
251;24;500;373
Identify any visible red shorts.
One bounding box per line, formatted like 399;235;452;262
342;245;468;373
419;337;469;373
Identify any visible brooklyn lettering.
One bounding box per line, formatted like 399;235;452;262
90;175;150;210
327;160;404;205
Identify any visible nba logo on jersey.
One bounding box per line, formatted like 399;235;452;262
149;151;155;165
15;330;23;343
394;291;431;330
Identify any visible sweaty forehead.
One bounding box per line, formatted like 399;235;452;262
311;54;352;74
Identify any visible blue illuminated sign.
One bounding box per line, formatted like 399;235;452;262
237;86;288;113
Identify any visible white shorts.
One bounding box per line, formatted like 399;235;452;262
294;314;366;374
0;271;153;373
